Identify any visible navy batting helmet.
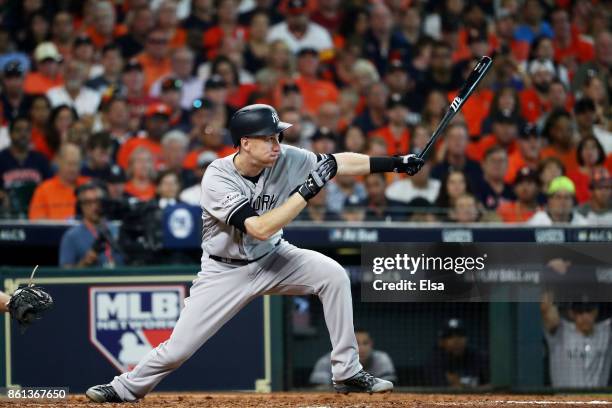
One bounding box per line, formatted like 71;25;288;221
229;104;292;147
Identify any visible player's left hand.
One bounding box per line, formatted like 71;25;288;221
8;286;53;329
396;154;425;176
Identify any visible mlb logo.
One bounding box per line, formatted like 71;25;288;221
89;285;186;372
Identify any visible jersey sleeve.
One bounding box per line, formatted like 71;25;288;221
200;164;251;226
283;145;319;182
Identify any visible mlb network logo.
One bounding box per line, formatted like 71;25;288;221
89;285;186;372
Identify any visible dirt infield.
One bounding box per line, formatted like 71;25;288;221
2;392;612;407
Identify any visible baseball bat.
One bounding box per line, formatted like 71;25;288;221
417;56;493;160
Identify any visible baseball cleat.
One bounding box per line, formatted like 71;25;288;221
333;370;394;394
85;384;125;403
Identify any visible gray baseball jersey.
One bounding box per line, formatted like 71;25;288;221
545;318;612;387
199;144;317;265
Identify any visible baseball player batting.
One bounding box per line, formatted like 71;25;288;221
86;104;424;402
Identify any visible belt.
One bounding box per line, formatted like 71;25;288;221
209;239;281;266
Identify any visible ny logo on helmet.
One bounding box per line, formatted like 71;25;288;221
271;110;280;125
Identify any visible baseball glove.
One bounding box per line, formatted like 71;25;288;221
8;286;53;328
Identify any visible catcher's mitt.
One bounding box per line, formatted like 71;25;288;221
8;286;53;328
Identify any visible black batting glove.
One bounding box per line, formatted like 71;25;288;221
296;154;337;201
395;154;425;176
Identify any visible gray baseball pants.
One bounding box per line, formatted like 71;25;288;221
111;241;362;400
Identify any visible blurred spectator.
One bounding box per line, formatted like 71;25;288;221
431;123;482;182
399;6;421;47
211;56;257;109
310;0;343;36
540;109;579;174
310;328;396;387
415;41;462;98
160;130;195;188
125;147;156;201
435;170;473;212
59;182;122;268
568;136;607;204
449;193;482;223
384;60;415;104
493;10;530;63
421;89;448;136
243;11;270;74
427;318;489;388
341;195;366;222
316;102;341;135
23;42;64;95
467;112;519;162
528;176;587;225
506;124;542;184
18;11;50;55
45;104;79;160
341;125;366;154
309;127;337;155
406;197;439;223
180;151;217;206
46;59;102;117
203;74;234;126
158;77;189;128
353;82;388;135
520;59;557;124
150;47;204;110
326;174;366;214
480;86;523;135
550;8;594;71
572;31;611;95
1;61;30;123
290;48;338;117
370;93;410;156
202;0;245;60
84;1;126;49
497;167;540;223
185;97;215;143
86;44;125;94
513;0;553;44
238;0;283;27
280;107;307;148
386;160;440;204
27;94;53;160
121;59;154;130
266;0;333;54
183;0;215;32
577;169;612;225
136;28;172;92
580;75;609;127
423;0;465;41
538;157;566;197
104;164;128;201
295;187;340;223
474;146;514;210
156;0;187;49
362;173;406;221
155;170;182;208
116;6;155;59
362;3;411;75
523;36;570;87
278;81;304;113
50;11;74;58
117;102;171;169
0;116;52;217
100;97;131;156
574;98;612;154
258;39;294;84
541;294;612;388
81;131;113;180
72;35;102;79
184;121;235;168
29;143;88;220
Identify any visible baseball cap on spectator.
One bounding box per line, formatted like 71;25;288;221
197;151;218;168
492;111;516;125
297;47;319;58
34;42;62;62
74;35;93;47
439;318;466;338
344;194;366;210
161;77;183;92
191;97;214;112
311;126;337;142
388;59;407;72
145;102;172;118
104;164;127;184
570;298;598;313
205;74;227;89
528;59;555;76
590;168;611;190
282;82;300;94
3;60;25;77
387;93;409;109
286;0;308;15
514;167;538;186
574;98;596;114
124;58;143;73
467;27;487;44
520;123;538;139
547;176;575;196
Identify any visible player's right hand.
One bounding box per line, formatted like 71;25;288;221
296;154;337;201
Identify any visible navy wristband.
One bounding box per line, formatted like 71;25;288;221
369;156;401;173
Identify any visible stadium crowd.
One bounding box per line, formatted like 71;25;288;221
0;0;610;225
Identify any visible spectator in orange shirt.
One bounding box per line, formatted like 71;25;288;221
492;10;530;63
520;59;556;124
23;42;64;95
183;121;236;169
85;1;127;49
202;0;246;60
121;59;156;132
136;29;172;93
157;0;187;49
29;143;88;220
497;167;540;223
466;112;519;162
550;8;594;71
506;124;542;184
370;93;411;156
540;109;579;174
50;11;75;59
292;47;339;117
567;136;608;204
211;56;257;109
28;94;54;160
124;147;156;201
115;6;155;59
116;102;172;169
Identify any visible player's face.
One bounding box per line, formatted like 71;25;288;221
245;134;281;167
572;309;597;334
